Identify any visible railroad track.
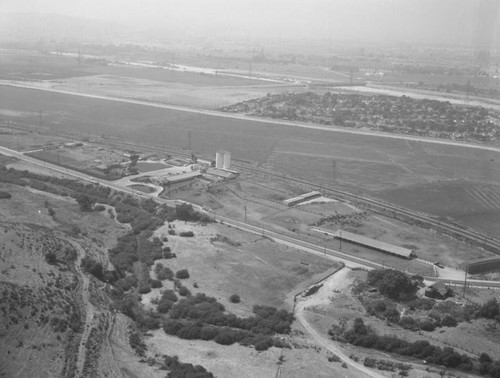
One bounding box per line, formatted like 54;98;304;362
4;121;499;254
230;163;500;254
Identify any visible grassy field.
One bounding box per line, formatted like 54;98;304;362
152;221;340;313
2;85;500;234
0;52;91;80
378;180;500;236
0;50;273;87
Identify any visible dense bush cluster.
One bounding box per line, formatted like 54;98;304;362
175;269;190;279
0;190;12;199
477;299;500;320
229;294;241;303
338;318;500;376
0;166;112;203
129;330;147;357
210;234;241;247
367;269;418;301
157;290;177;314
81;256;105;281
169;293;294;334
155;263;174;281
161;355;214;378
343;318;472;369
108;230;167;273
117;296;160;330
175;203;212;223
163;319;285;351
159;293;293;351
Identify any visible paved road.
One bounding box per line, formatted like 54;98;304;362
2;81;500;153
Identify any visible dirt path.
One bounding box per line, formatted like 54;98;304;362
295;268;386;378
71;241;97;378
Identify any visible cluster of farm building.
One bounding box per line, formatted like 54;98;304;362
222;92;500;142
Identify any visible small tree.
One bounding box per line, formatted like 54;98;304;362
229;294;241;303
176;269;190;279
75;194;95;212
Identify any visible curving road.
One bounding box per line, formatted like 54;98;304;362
295;298;385;378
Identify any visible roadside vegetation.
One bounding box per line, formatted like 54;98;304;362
332;269;500;377
162;293;293;351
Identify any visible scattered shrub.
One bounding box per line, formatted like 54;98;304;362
161;290;178;303
254;335;274;351
155;263;174;281
161;354;214;378
0;191;12;199
229;294;241;303
176;269;190;279
441;314;457;327
129;330;147;357
477;298;500;319
45;251;58;265
150;279;162;289
138;282;151;294
157;299;174;314
178;286;191;297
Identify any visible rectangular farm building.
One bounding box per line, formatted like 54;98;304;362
283;191;321;206
466;256;500;274
157;171;201;185
332;230;414;259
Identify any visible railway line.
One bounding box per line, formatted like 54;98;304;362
3;120;500;256
230;163;500;255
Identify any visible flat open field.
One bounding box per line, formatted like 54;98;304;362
0;50;273;87
0;51;91;80
2;85;500;235
0;50;300;109
151;221;340;313
146;330;360;378
378;180;500;236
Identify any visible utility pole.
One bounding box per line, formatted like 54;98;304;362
332;160;336;184
244;205;247;222
465;79;471;105
463;264;468;298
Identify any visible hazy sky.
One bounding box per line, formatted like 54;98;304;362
1;0;499;46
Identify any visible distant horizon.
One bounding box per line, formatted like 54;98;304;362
0;1;499;48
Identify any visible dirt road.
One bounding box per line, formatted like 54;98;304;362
294;268;386;378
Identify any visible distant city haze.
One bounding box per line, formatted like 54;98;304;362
0;0;499;47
